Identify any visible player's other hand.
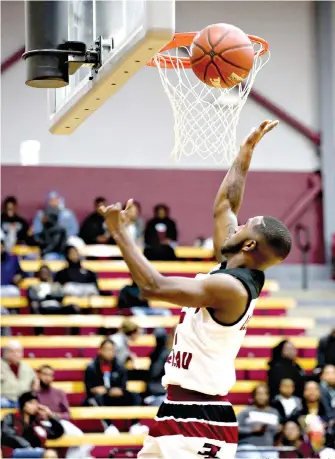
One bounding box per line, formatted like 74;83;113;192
240;120;279;153
99;199;133;234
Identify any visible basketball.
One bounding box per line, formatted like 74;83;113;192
190;23;255;88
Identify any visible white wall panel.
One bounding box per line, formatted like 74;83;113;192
1;1;319;171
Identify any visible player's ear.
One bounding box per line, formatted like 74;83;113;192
242;239;257;252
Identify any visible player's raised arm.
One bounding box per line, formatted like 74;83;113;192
213;120;279;262
99;202;247;313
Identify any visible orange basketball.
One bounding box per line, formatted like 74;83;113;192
190;23;254;88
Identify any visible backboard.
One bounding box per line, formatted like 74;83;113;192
48;0;175;134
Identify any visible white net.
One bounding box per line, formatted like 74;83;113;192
153;41;270;165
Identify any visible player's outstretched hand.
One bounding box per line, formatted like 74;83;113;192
240;119;279;153
99;199;134;233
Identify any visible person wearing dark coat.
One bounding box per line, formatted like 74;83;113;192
316;330;335;369
79;197;114;245
84;339;140;408
34;207;67;259
1;391;64;458
268;340;306;398
144;204;178;260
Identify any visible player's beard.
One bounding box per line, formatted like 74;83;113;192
221;239;245;256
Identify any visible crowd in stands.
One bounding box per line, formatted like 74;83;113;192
1;193;335;458
0;194;179;261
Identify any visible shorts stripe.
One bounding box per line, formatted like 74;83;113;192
149;417;238;443
155;415;238;427
164;399;232;406
156;400;236;424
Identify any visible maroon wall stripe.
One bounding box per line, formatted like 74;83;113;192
1;165;324;264
1;47;25;73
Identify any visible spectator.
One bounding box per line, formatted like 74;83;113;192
28;265;79;316
1;340;37;408
111;319;140;367
55;246;100;297
33;191;78;238
34;207;67;260
1;391;64;459
319;364;335;420
79;197;113;245
1;239;24;297
268;340;306;398
118;279;149;310
271;378;302;423
144;204;178;261
1;196;29;250
144;329;172;406
291;381;329;422
279;420;319;458
317;330;335;369
84;339;143;433
36;365;91;459
28;265;80;335
236;383;280;459
118;278;171;317
124;200;144;247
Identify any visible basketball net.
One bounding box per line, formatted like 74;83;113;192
153;42;270;165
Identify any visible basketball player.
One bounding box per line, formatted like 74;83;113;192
99;119;292;459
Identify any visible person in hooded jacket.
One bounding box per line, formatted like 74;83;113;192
33;208;67;260
33;191;78;238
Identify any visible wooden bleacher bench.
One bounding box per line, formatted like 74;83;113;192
0;314;314;329
1;405;245;422
20;276;278;293
12;245;215;260
17;356;315;372
47;433;146;447
1;335;318;350
1;296;296;310
17;259;278;291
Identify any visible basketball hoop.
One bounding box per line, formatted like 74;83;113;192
147;32;270;164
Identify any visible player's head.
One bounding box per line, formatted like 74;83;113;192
221;216;291;269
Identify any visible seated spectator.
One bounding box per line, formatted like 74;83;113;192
111;319;140;367
34;208;67;260
117;279;170;317
144;329;172;406
84;339;143;433
1;196;29;250
271;378;302;423
124;200;144;247
268;340;306;398
236;383;280;459
79;197;113;245
33;191;79;238
292;381;329;422
279;420;319;458
317;329;335;369
1;391;64;459
1;239;24;297
319;364;335;420
118;278;149;310
1;340;37;408
36;365;91;459
144;204;177;261
28;265;79;316
28;265;80;335
55;246;99;296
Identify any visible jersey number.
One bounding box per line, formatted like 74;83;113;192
198;443;221;458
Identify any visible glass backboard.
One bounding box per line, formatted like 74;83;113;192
48;0;175;134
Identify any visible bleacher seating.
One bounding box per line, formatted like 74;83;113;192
0;245;318;457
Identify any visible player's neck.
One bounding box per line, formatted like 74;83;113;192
225;253;266;271
225;253;251;269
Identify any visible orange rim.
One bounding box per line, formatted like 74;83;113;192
147;32;269;69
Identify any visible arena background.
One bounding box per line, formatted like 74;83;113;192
1;1;335;277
